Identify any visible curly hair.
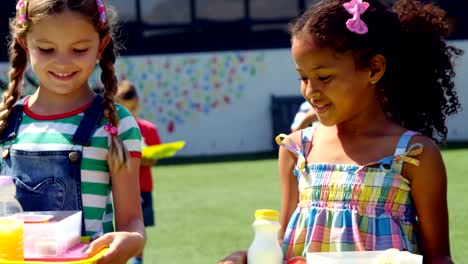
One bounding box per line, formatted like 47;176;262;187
289;0;463;143
3;0;129;170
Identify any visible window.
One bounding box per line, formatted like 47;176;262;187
1;0;466;61
306;0;321;8
141;0;191;24
108;0;137;22
250;0;299;19
195;0;244;21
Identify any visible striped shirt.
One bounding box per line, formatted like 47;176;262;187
1;97;142;236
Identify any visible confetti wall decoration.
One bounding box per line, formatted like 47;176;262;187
2;42;465;155
0;51;266;134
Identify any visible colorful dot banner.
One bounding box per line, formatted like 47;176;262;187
0;51;266;133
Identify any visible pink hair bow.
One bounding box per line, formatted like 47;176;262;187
104;124;118;136
343;0;370;34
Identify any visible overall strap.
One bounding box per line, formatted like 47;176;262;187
391;130;421;175
0;97;27;144
70;95;105;146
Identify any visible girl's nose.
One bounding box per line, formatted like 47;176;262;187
304;80;320;99
54;53;72;66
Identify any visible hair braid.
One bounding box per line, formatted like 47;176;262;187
99;38;130;171
0;39;28;133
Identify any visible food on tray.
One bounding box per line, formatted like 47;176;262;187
287;256;307;264
34;239;58;256
372;248;418;264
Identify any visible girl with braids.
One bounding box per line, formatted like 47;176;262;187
219;0;462;264
0;0;145;263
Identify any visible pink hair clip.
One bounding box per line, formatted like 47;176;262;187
104;124;118;136
16;0;29;29
96;0;107;26
343;0;370;34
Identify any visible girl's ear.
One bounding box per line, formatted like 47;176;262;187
97;34;111;60
17;37;29;54
368;54;386;84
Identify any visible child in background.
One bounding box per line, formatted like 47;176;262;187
0;0;146;263
219;0;462;263
290;101;319;132
116;80;161;264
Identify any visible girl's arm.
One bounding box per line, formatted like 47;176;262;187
405;136;452;264
278;140;300;241
87;157;146;264
140;157;157;167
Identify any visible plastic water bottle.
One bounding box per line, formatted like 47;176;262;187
247;209;283;264
0;176;24;261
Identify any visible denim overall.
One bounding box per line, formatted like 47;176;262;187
0;95;104;235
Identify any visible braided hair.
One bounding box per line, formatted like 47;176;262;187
3;0;129;170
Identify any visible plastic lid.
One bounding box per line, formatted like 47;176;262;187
0;176;14;185
255;209;279;222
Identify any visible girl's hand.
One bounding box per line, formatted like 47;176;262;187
86;231;145;264
140;157;157;166
217;250;247;264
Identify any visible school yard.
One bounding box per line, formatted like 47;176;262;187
142;146;468;264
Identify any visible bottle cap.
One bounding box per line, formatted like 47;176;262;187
255;209;279;222
0;176;14;185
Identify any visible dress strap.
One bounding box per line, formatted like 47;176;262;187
275;125;317;156
275;133;301;155
276;126;317;175
359;130;424;174
391;131;422;174
301;124;317;158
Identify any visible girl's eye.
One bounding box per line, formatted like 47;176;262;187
298;77;308;83
318;76;332;82
39;48;54;53
74;49;88;54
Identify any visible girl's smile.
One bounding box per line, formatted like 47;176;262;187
312;103;331;114
49;71;78;81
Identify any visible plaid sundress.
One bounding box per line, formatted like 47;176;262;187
276;126;423;261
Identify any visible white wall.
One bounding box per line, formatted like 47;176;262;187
446;40;468;141
116;50;300;156
0;40;466;157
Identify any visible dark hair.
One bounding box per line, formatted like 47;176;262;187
116;80;138;101
2;0;129;170
289;0;463;143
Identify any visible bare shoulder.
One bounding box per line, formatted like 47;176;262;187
278;128;310;163
403;134;445;182
409;134;442;160
278;129;303;146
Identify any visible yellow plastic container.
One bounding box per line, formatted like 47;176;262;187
254;209;280;222
0;237;108;264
